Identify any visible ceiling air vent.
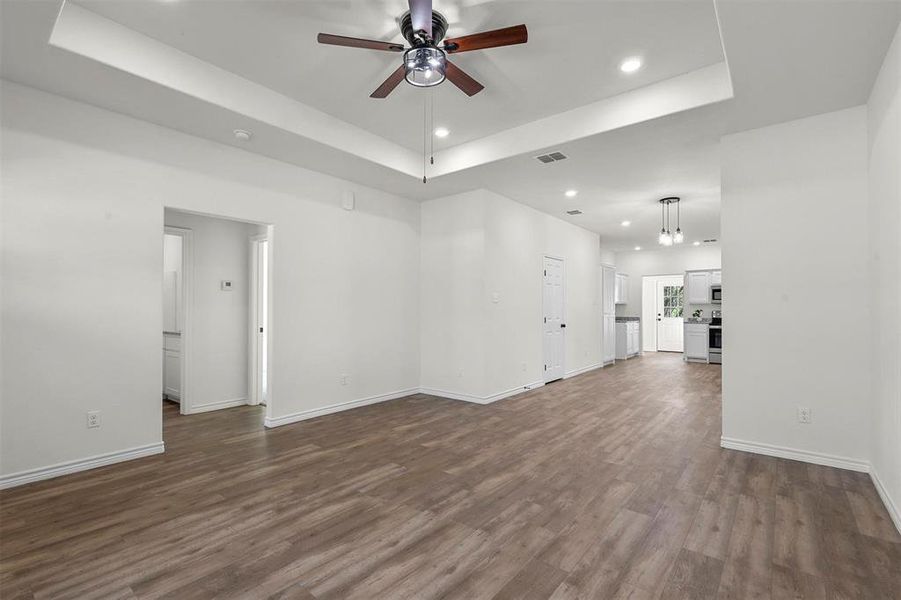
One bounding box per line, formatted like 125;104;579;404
535;151;568;164
703;239;718;243
566;209;582;216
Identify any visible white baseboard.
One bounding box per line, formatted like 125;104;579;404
420;381;544;405
564;363;602;379
870;467;901;535
189;397;247;414
0;442;165;490
720;436;870;473
264;388;418;428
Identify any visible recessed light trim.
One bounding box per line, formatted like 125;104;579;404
621;220;631;227
693;241;701;246
233;129;253;142
620;57;642;73
434;127;449;138
634;246;641;251
564;189;578;198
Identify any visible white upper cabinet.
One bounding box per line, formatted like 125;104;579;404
614;273;629;305
710;270;722;285
686;271;711;305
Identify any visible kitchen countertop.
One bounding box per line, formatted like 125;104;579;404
615;317;640;323
684;318;712;324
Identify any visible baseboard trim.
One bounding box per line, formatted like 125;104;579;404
189;397;247;414
564;363;602;379
420;381;544;405
264;388;418;428
720;436;870;473
870;467;901;535
0;442;165;490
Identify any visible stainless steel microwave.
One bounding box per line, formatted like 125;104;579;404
711;285;722;303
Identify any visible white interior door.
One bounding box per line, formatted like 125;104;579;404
543;256;565;382
656;276;684;352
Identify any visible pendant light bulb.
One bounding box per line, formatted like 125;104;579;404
659;229;669;245
674;228;684;244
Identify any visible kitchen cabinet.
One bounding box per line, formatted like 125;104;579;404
686;271;711;305
614;273;629;305
615;321;640;360
710;270;722;285
684;323;709;362
602;266;616;315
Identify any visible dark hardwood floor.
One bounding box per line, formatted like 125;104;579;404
1;353;898;599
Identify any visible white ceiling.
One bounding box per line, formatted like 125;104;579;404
75;0;726;152
2;0;899;251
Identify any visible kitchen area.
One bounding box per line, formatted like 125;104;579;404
683;268;722;364
603;243;722;365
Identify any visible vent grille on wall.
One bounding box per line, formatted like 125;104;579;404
566;209;582;215
535;151;568;164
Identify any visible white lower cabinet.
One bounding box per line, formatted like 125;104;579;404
615;321;640;360
684;324;709;362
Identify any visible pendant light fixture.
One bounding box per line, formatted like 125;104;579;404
658;197;683;246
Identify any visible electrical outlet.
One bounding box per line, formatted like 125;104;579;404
797;407;811;424
87;411;101;428
340;374;348;386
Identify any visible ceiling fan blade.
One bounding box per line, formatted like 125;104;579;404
409;0;433;38
370;66;407;98
317;33;404;52
445;61;484;96
444;24;528;53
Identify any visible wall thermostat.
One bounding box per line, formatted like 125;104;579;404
220;280;233;291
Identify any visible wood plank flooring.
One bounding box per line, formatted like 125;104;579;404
2;353;899;599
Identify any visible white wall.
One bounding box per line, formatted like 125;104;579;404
164;210;258;411
0;82;421;479
721;106;871;466
421;189;601;401
613;245;722;318
867;23;901;528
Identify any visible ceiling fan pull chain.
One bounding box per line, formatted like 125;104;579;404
430;90;435;165
422;95;428;183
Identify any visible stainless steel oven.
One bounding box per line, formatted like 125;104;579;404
709;311;722;363
711;285;722;304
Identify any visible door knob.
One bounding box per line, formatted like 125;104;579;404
560;323;566;328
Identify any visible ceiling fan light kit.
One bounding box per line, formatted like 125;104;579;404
317;0;527;98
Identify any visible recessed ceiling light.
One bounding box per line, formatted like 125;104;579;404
434;127;449;138
565;189;578;198
233;129;252;142
621;220;631;227
634;246;641;251
620;57;642;73
693;241;701;246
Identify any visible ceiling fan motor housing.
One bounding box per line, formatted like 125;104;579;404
400;10;449;45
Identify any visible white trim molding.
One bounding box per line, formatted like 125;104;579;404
265;388;418;428
0;442;165;490
564;363;602;379
420;381;545;405
870;467;901;535
189;397;247;414
720;437;870;473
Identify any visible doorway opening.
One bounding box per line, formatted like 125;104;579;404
641;274;685;352
250;235;270;406
543;255;565;383
161;209;272;425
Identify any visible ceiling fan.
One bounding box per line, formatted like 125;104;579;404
317;0;528;98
